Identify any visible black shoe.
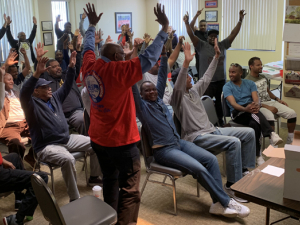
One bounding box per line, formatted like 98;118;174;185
88;177;103;187
3;214;23;225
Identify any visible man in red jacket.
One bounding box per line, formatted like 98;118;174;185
81;3;169;225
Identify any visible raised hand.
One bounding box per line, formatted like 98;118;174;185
63;34;70;49
20;48;26;56
82;12;86;20
183;12;189;24
95;31;102;44
83;3;103;26
214;38;220;59
169;30;176;39
3;14;6;24
179;36;185;44
134;38;144;48
77;33;83;51
56;15;62;23
143;33;152;44
105;35;113;44
127;30;134;40
33;16;37;25
6;16;12;26
69;51;77;68
68;42;74;52
35;42;49;59
74;29;80;36
239;10;246;22
183;42;195;62
35;57;51;77
154;3;169;32
196;8;204;17
6;51;18;66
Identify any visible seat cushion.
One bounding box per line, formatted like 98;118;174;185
71;151;85;159
150;160;185;177
60;195;117;225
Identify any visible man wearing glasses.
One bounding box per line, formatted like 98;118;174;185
223;63;283;166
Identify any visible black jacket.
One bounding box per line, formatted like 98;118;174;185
6;24;37;63
20;67;75;153
55;26;74;51
0;26;6;40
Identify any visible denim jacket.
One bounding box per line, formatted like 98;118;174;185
132;56;180;147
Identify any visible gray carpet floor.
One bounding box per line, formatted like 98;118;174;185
0;125;299;225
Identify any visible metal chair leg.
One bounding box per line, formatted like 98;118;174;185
162;175;167;184
171;177;177;215
276;118;280;134
196;182;200;197
141;173;151;197
50;168;55;195
84;154;89;186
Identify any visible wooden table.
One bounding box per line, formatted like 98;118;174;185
231;158;300;225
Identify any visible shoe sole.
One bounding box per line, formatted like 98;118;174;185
210;212;238;218
273;139;283;146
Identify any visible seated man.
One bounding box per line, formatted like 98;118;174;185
6;17;37;69
133;45;250;218
0;72;35;166
20;55;99;201
1;152;48;225
5;49;31;92
246;57;297;144
136;36;185;114
170;40;256;203
223;63;283;166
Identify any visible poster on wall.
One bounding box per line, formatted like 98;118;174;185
207;23;219;31
115;12;132;33
283;1;300;42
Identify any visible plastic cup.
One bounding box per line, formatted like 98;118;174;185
92;185;102;199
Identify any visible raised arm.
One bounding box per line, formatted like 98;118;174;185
55;15;64;39
6;23;17;47
28;17;37;43
79;12;86;38
0;14;8;40
183;12;199;48
4;51;18;72
0;68;5;111
193;38;220;96
170;42;195;111
227;10;246;45
190;9;203;32
156;47;168;99
20;48;31;77
168;35;184;69
138;3;169;73
54;51;77;103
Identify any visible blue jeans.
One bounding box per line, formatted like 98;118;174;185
153;139;230;207
193;127;256;183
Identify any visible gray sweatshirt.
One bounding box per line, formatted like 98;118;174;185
170;57;218;142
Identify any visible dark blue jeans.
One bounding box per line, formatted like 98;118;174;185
0;153;48;221
153;139;230;207
91;141;141;225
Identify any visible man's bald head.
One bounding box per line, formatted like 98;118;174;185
101;43;124;61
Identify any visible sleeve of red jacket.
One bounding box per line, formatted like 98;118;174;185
0;152;3;165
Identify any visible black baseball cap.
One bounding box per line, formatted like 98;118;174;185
208;29;219;36
35;78;53;89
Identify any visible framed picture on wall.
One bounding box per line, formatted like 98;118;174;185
115;12;132;33
43;32;53;46
41;21;53;31
205;1;218;8
205;11;218;22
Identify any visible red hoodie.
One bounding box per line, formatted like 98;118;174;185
0;152;3;165
80;50;142;147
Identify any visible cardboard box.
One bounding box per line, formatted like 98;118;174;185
283;144;300;201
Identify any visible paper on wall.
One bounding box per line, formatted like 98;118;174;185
288;43;300;57
261;165;285;177
283;5;300;42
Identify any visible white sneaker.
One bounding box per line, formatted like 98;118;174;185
242;170;250;177
209;202;238;218
224;184;248;203
270;132;283;146
256;156;265;166
227;198;250;218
